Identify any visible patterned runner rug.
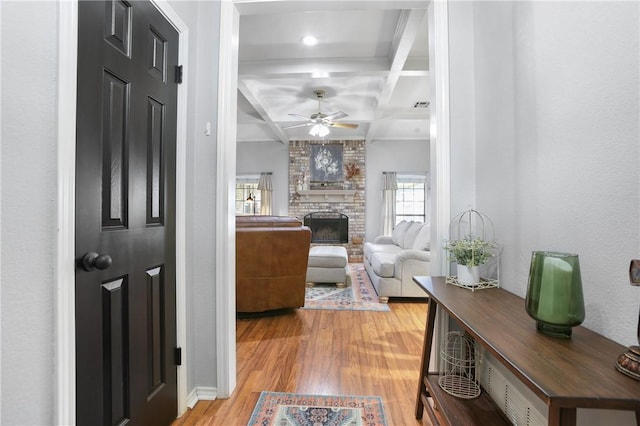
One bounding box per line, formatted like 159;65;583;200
247;392;388;426
303;264;389;311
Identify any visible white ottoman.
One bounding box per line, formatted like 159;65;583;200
306;246;349;287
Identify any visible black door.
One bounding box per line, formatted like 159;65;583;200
75;1;179;424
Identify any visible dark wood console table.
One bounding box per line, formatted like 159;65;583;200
413;276;640;426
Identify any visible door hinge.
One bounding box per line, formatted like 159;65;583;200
175;65;183;84
175;347;182;366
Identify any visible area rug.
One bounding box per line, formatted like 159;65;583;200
247;391;388;426
303;264;389;312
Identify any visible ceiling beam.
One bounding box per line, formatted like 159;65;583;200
237;80;289;144
239;57;392;78
366;8;427;144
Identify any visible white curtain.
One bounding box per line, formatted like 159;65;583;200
381;172;397;236
257;172;272;215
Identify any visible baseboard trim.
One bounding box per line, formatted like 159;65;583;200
186;387;218;409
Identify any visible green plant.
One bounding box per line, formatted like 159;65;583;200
443;236;496;267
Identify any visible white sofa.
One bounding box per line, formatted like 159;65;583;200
363;221;431;302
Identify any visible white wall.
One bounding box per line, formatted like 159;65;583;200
365;140;430;241
447;1;477;217
237;141;290;216
474;0;638;347
449;1;639;424
1;2;58;423
168;0;221;395
507;1;639;347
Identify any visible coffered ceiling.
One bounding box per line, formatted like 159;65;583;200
235;0;430;144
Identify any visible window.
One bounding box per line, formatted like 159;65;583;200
395;174;427;225
236;175;261;215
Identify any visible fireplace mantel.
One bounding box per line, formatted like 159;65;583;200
297;189;357;202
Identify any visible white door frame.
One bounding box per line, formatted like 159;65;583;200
215;1;239;398
214;0;451;400
55;1;190;423
429;0;451;275
427;0;452;374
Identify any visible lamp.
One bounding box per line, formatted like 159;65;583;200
246;192;255;215
309;123;330;137
525;251;585;338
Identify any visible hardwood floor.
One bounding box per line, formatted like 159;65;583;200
172;299;430;425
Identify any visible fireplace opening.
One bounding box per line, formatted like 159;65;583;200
303;212;348;244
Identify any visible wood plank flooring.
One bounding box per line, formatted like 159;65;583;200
172;299;430;425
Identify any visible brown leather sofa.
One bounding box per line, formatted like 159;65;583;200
236;216;312;313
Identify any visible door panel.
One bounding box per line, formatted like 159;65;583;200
146;98;164;225
76;1;178;425
148;28;167;82
102;277;129;425
101;70;129;229
146;265;165;397
104;0;131;57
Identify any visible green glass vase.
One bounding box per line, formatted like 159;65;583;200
525;251;585;338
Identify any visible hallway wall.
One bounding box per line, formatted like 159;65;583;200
1;2;59;423
168;0;222;398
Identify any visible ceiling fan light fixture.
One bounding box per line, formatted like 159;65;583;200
302;35;318;46
286;89;356;135
309;124;330;137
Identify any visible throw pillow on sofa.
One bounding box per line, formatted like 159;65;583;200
412;224;430;251
391;220;412;246
403;221;424;249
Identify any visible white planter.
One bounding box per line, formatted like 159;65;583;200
457;265;480;286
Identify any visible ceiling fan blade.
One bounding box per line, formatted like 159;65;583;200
288;113;311;120
328;122;359;129
282;122;312;130
323;111;348;121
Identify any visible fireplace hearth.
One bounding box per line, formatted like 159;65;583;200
304;212;349;244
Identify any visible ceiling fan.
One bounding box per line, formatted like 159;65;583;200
283;89;359;136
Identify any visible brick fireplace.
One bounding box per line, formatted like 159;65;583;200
289;140;365;262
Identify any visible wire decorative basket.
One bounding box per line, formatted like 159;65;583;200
445;209;500;290
439;331;481;399
446;275;500;290
449;209;495;242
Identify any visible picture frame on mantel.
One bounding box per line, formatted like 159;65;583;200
310;144;343;183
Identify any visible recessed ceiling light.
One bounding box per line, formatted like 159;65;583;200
302;35;318;46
